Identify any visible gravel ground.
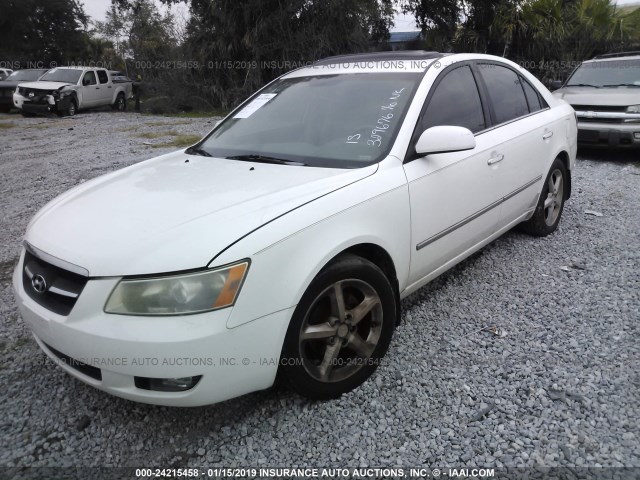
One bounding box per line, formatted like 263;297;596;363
0;111;638;472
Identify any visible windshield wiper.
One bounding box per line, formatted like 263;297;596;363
566;83;601;88
225;154;307;166
602;83;640;88
185;145;212;157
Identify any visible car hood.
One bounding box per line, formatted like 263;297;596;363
25;150;376;276
16;81;73;90
553;86;640;107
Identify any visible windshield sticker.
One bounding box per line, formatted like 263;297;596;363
234;93;277;119
346;88;406;148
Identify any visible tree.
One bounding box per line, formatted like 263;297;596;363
400;0;460;51
177;0;395;107
0;0;88;65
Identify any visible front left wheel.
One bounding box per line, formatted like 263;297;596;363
281;254;396;400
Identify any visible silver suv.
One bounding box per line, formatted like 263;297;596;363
552;52;640;148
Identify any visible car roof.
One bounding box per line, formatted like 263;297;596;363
283;50;446;78
314;50;444;66
585;53;640;63
53;66;104;70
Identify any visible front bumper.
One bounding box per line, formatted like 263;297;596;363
576;121;640;148
12;251;293;406
13;93;72;115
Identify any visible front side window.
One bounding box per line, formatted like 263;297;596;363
421;65;486;133
566;59;640;87
198;72;421;168
479;64;529;124
83;71;97;86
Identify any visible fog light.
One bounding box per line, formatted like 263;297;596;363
134;375;202;392
634;133;640;139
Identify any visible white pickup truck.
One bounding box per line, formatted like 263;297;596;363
13;66;133;116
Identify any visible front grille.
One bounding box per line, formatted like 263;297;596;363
18;87;54;103
22;250;88;316
579;117;625;124
571;104;627;112
43;342;102;381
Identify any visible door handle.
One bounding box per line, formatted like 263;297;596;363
487;154;504;165
543;131;553;140
95;87;100;90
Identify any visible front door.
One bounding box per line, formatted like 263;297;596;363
80;70;100;107
404;63;502;285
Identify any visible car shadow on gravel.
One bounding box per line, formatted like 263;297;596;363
578;147;640;165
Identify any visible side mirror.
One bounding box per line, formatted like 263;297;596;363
415;126;476;156
549;80;563;91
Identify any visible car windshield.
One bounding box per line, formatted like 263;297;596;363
5;70;47;81
198;72;420;168
566;59;640;87
39;68;83;84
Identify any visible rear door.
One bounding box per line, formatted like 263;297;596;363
96;69;113;105
474;62;555;224
403;63;502;284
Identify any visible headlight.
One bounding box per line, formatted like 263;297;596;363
104;261;249;316
627;105;640;113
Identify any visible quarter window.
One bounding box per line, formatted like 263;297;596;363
97;70;109;84
520;77;543;112
422;65;486;133
479;64;529;124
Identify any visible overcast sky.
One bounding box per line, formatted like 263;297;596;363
82;0;637;33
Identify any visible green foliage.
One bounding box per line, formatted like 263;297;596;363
177;0;394;108
401;0;460;50
0;0;88;64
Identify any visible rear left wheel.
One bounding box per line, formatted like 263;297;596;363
281;254;396;400
519;157;567;237
112;94;126;111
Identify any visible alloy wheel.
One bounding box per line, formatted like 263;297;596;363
298;279;383;383
543;168;563;226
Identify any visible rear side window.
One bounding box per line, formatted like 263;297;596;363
97;70;109;84
479;64;529;124
422;65;485;133
520;77;544;112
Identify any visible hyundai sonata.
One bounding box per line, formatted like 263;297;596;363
13;52;577;406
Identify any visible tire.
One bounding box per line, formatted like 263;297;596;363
112;94;126;111
281;254;396;400
0;105;11;113
58;98;77;117
519;157;567;236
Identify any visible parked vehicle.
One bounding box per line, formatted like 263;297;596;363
13;66;133;116
0;68;13;81
109;70;133;83
13;52;577;406
0;69;49;113
552;52;640;148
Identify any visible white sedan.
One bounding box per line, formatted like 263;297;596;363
13;52;577;406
